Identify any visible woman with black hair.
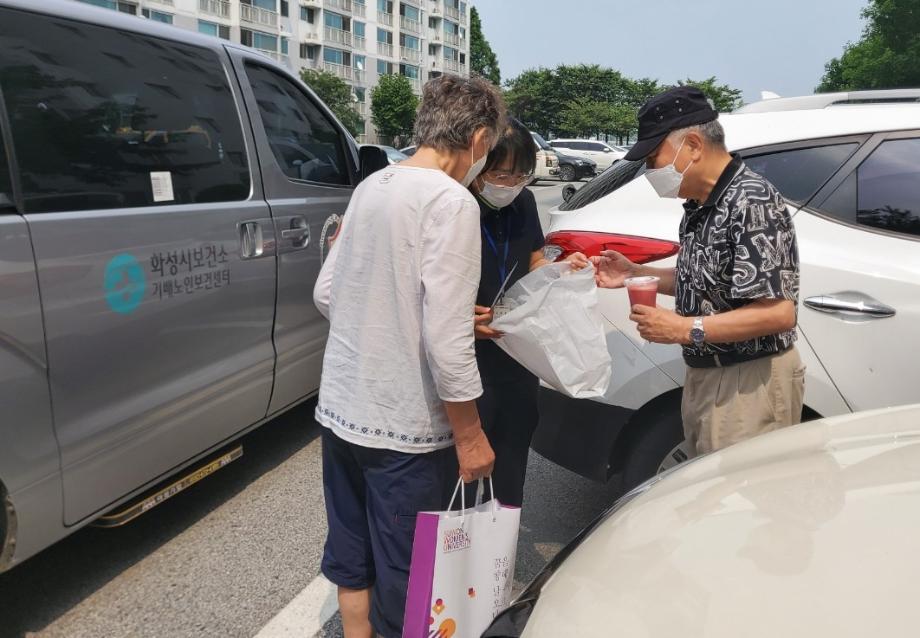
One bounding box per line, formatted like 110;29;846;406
470;119;588;507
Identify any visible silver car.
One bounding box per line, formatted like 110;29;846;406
0;0;386;572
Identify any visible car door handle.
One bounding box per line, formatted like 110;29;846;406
281;217;310;249
804;292;896;318
281;227;309;240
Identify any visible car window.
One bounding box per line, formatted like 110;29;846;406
384;147;407;163
245;64;349;186
0;8;251;213
558;159;644;211
818;137;920;238
743;143;858;205
587;143;604;152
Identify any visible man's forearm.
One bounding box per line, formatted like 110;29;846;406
687;299;796;344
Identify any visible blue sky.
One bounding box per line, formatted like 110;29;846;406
474;0;869;104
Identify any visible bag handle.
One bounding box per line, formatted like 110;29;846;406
447;477;465;513
445;477;499;520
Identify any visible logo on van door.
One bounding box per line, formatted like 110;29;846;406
104;253;146;314
320;214;343;264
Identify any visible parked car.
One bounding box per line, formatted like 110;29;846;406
535;92;920;490
0;0;388;572
551;147;596;182
361;143;409;164
529;131;561;181
485;403;920;637
548;139;626;171
399;145;417;157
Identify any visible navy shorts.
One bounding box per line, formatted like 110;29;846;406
320;427;458;638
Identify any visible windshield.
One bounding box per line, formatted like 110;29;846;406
531;132;552;151
559;159;645;211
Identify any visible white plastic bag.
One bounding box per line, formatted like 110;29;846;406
489;262;611;398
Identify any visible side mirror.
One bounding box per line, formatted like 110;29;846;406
602;148;612;153
358;145;390;182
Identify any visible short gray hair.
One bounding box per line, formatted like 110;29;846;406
667;119;726;150
414;75;507;152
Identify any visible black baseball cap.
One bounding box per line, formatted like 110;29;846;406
623;86;718;161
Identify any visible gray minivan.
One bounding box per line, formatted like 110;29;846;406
0;0;385;571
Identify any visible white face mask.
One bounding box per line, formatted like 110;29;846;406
645;140;694;199
479;180;526;209
462;143;488;187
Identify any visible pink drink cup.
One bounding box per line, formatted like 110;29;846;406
625;276;660;308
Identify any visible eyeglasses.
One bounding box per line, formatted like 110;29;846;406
481;171;533;187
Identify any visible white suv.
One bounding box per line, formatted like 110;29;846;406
548;139;626;171
535;92;920;490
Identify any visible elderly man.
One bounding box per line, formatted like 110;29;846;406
312;75;505;638
593;86;804;456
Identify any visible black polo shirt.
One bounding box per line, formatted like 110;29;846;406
675;154;800;358
475;188;545;385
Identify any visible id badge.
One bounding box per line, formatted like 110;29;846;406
492;303;512;321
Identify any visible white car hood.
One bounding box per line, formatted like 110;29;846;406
524;404;920;637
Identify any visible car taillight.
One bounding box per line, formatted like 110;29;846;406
544;231;679;264
546;156;555;167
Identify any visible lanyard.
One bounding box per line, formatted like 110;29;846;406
481;214;513;284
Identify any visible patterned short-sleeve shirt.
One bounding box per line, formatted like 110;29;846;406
675;155;800;358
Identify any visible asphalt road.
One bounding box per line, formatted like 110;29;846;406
0;180;616;638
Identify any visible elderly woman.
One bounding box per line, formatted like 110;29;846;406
312;75;506;638
469;118;588;508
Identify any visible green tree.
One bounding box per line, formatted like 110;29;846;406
559;98;617;138
505;66;744;140
818;0;920;91
677;77;744;112
300;68;364;137
611;103;639;145
626;77;662;109
504;64;631;136
370;74;419;146
470;7;500;85
504;68;555;136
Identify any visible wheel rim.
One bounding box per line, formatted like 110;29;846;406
657;440;694;474
561;166;575;181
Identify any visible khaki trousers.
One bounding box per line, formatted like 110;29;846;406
681;347;806;456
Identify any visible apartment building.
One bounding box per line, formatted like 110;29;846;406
78;0;472;142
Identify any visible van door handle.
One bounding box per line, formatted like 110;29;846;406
281;217;310;249
804;292;896;319
240;221;264;259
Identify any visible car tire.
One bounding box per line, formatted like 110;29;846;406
620;403;688;492
559;165;576;182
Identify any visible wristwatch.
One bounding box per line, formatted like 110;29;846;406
690;317;706;347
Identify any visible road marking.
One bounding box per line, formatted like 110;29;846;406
254;573;339;638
